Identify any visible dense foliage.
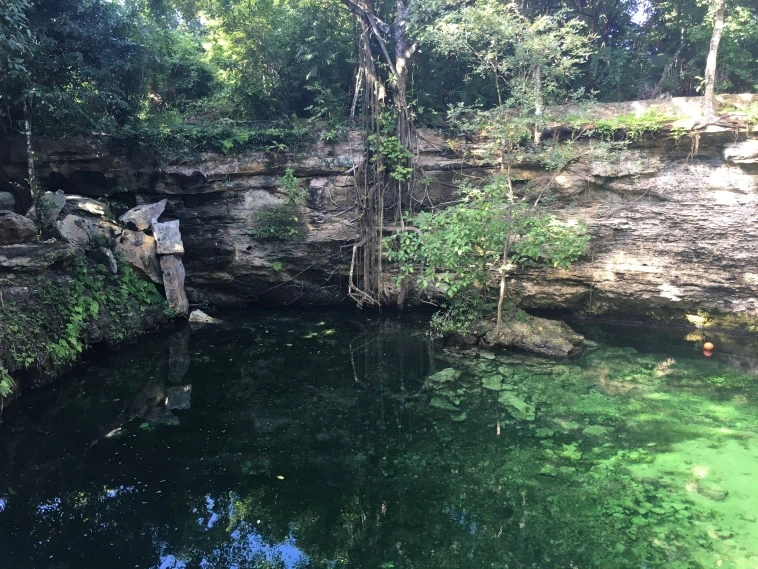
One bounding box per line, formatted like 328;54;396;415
1;0;756;138
385;178;590;334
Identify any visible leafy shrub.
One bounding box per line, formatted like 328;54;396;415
368;135;413;181
593;108;678;141
120;114;314;157
279;168;306;206
384;176;589;335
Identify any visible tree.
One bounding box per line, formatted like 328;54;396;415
702;0;725;117
385;175;589;336
0;0;34;213
342;0;418;145
424;2;593;142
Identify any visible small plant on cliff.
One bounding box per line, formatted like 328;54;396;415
593;108;678;142
250;206;304;241
368;135;413;182
250;169;307;241
279;168;306;206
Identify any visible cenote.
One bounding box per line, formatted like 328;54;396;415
1;310;758;569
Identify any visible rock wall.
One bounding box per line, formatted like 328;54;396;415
2;95;757;327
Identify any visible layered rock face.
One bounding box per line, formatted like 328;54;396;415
1;95;757;326
510;132;758;326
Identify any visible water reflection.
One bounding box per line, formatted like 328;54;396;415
156;493;310;569
1;310;758;569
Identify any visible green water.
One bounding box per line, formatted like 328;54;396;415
1;310;758;569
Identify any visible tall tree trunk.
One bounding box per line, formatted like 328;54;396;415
702;0;725;118
342;0;418;307
22;98;38;218
393;0;416;148
533;64;543;144
495;176;514;338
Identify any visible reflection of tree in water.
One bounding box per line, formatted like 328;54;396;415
2;311;758;568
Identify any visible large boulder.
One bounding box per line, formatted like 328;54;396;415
153;219;184;255
160;254;189;316
480;315;584;357
119;199;167;231
56;214;121;248
62;195;112;219
188;309;222;325
0;211;36;245
113;229;162;283
497;392;536;421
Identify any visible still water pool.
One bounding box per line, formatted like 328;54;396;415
1;310;758;569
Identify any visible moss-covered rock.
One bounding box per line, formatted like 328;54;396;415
498;392;536;421
0;251;170;407
424;368;461;388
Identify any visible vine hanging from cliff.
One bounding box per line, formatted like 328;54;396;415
342;0;422;308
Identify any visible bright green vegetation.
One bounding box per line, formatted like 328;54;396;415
368;135;414;182
1;311;758;568
386;176;589;335
0;365;13;400
0;260;167;400
592;108;682;141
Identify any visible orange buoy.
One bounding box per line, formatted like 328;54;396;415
703;341;714;351
703;349;713;357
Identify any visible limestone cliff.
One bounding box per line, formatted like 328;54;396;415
1;95;757;328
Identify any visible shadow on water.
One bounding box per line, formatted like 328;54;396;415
1;309;758;569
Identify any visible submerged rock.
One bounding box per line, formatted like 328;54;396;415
0;211;36;245
168;329;190;384
424;368;462;387
481;315;584;357
498;392;536;421
482;374;504;391
430;396;460;411
696;480;729;502
165;385;192;410
189;309;222;325
582;425;610;437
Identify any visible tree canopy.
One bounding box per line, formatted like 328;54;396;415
1;0;756;136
